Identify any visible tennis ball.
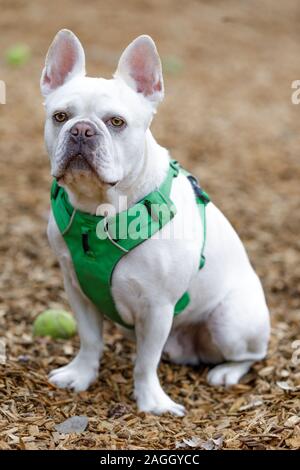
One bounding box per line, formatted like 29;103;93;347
5;44;31;66
162;55;184;75
33;309;77;339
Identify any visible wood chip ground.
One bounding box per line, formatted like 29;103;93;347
0;0;300;450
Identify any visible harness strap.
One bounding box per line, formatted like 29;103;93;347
181;170;210;270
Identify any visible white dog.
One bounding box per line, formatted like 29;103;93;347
41;30;270;416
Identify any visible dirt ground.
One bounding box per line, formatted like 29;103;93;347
0;0;300;450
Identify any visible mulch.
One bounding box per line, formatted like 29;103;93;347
1;0;300;450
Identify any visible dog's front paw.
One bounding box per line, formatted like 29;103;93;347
135;384;185;417
49;361;98;392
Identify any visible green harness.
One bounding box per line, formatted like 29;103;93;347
51;160;210;328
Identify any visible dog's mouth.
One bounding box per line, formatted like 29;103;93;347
54;154;118;187
64;154;96;175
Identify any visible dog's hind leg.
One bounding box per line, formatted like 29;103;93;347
164;322;224;366
207;360;254;386
205;280;270;387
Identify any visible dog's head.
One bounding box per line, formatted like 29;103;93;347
41;30;164;203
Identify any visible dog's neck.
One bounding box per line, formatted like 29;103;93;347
64;130;170;215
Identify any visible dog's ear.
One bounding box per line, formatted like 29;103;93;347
40;29;86;97
115;35;164;106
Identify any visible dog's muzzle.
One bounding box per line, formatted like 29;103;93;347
54;121;100;178
68;121;98;154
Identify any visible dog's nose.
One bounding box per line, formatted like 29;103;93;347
70;122;96;138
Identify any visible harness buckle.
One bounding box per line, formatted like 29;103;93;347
144;199;159;223
187;175;210;204
144;193;177;227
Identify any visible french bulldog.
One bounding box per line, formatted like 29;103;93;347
41;30;270;416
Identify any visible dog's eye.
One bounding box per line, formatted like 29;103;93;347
53;112;68;123
109;117;125;128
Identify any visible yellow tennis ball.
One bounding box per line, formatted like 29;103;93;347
33;309;77;339
5;44;31;66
